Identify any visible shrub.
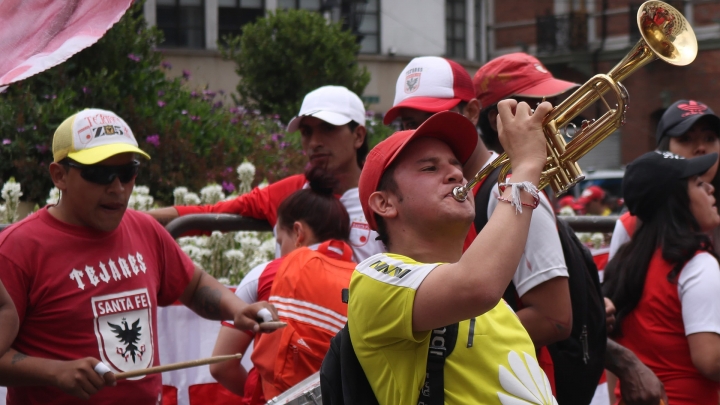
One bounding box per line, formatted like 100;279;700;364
0;1;306;204
220;9;371;123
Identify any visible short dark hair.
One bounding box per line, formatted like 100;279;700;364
348;120;369;168
478;104;503;153
373;163;401;249
277;166;350;242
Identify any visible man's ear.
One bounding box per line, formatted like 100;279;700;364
463;99;481;126
368;190;398;222
353;125;367;150
49;162;69;191
488;109;499;132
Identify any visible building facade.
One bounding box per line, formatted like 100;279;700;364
144;0;720;168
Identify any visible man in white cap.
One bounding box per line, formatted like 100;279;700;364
148;85;383;262
0;109;281;405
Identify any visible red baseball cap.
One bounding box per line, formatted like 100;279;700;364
575;185;606;208
473;52;579;109
360;111;478;231
383;57;475;125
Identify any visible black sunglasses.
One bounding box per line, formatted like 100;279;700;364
63;159;140;185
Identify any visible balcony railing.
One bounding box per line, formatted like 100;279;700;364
537;12;589;54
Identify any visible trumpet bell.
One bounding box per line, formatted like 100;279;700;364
638;1;696;66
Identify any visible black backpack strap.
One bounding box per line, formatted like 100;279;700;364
472;166;504;232
472;165;519;310
417;323;459;405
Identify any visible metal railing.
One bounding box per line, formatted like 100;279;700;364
164;214;619;237
1;214;619;236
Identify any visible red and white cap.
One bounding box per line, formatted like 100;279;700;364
473;52;579;109
287;85;366;133
383;57;475;125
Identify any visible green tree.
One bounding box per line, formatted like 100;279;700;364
221;9;371;123
0;1;305;204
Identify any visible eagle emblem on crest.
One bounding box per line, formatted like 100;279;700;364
404;72;422;94
108;317;145;363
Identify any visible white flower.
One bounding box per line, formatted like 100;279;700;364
590;233;605;249
184;192;201;205
46;187;60;206
237;161;256;195
224;249;246;261
133;185;150;196
1;179;22;202
558;206;576;217
498;351;557;405
200;184;225;205
236;161;256;180
217;277;231;285
258;180;269;189
173;187;189;205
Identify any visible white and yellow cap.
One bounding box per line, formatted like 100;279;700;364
52;108;151;164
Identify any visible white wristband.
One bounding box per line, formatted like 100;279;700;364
257;308;274;323
94;362;112;376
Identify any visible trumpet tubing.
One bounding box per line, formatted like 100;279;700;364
453;0;697;202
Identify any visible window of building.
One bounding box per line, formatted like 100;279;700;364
278;0;321;10
475;0;483;61
156;0;206;48
446;0;466;59
218;0;265;43
357;0;380;54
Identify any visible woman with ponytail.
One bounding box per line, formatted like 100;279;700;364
604;151;720;405
209;166;353;404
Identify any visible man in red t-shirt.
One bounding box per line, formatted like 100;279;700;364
147;86;384;262
0;109;280;405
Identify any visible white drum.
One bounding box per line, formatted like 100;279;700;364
265;372;322;405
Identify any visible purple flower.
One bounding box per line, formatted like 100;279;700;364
230;118;239;124
212;101;223;109
222;181;236;193
157;90;165;97
16;127;24;133
82;87;91;94
191;116;200;122
273;114;280;119
181;109;188;115
157;100;166;108
2;139;11;145
271;133;280;142
224;166;233;174
35;144;49;153
229;107;239;114
182;69;191;80
161;61;172;69
146;134;160;147
32;125;37;130
127;53;141;62
190;91;198;98
365;110;375;118
280;141;290;149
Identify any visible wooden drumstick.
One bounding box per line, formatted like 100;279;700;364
114;353;243;380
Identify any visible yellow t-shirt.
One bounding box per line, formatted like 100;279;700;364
348;253;557;405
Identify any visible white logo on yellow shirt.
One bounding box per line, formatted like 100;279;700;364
498;351;557;404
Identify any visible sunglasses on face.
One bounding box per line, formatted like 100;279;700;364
63;160;140;185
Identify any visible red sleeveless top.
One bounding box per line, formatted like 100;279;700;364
615;250;719;405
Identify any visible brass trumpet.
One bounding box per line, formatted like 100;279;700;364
453;0;698;202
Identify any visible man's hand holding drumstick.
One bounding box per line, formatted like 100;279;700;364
0;266;283;400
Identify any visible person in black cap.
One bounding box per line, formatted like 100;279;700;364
609;99;720;259
604;151;720;405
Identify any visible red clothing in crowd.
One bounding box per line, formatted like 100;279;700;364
0;208;195;405
615;250;720;405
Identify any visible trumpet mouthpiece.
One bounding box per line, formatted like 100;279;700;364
452;186;468;202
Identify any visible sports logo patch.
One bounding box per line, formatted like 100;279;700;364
404;70;422;94
677;100;707;117
350;220;371;247
92;288;154;376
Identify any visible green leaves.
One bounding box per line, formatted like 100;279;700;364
220;9;371;123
